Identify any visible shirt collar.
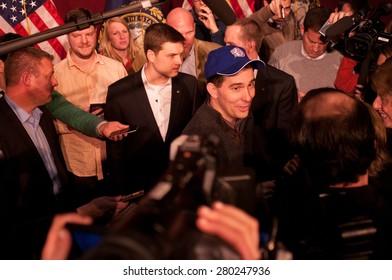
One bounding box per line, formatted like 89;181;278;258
301;43;327;60
4;94;43;125
141;64;172;89
267;18;285;30
185;44;195;60
206;100;246;134
66;50;102;68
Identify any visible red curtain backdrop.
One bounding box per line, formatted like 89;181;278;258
53;0;107;20
53;0;390;25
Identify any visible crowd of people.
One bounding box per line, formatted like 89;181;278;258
1;0;392;260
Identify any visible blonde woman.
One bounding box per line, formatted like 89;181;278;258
99;17;146;74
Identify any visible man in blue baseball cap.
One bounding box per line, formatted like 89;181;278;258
181;45;265;169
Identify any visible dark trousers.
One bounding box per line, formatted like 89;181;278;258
70;174;108;206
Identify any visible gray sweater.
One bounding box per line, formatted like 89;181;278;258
269;40;342;94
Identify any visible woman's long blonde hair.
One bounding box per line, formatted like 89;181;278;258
99;17;139;63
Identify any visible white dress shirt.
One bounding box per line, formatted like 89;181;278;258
141;65;172;141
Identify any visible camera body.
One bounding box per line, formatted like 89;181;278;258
345;19;391;58
81;134;256;259
344;3;392;58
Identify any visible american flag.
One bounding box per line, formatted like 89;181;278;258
0;0;67;63
182;0;255;18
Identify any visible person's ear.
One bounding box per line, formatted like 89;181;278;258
146;49;155;62
21;71;31;86
248;40;257;55
206;82;218;99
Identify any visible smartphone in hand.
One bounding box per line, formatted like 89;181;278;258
89;103;105;113
109;124;138;139
121;190;144;202
200;8;208;20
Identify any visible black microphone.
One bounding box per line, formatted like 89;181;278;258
202;0;237;26
325;16;355;38
0;0;167;57
323;6;371;39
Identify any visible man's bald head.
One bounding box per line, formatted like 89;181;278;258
166;8;196;57
166;7;194;26
300;88;355;120
290;88;377;187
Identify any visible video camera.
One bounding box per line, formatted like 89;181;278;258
72;134;256;259
322;2;392;59
344;2;392;59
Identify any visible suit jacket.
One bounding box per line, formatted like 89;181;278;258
251;65;298;181
105;71;201;195
191;8;226;46
194;39;220;97
0;94;73;259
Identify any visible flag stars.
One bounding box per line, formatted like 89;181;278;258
29;0;36;8
10;15;17;22
19;0;26;5
0;2;7;10
20;8;26;15
11;5;16;12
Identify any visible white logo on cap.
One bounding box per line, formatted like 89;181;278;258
230;47;246;58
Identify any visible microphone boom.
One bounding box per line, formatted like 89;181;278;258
202;0;237;26
0;0;167;57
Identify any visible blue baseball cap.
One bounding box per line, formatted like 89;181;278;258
204;45;265;80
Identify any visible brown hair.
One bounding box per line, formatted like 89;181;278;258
143;23;184;56
366;102;390;177
64;7;92;24
303;6;331;32
371;59;392;98
5;47;53;86
231;18;262;52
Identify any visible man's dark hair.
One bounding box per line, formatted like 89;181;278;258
143;23;185;56
64;7;92;24
207;75;225;88
5;47;53;86
290;88;376;187
303;6;331;32
0;33;22;62
207;65;254;89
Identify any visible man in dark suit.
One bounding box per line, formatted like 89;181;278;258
0;47;73;259
0;47;127;259
105;23;201;196
224;17;298;181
